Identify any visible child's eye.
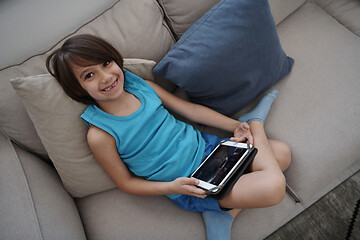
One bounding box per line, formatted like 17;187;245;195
85;73;94;80
103;61;111;67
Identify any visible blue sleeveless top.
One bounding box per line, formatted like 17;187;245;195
81;71;205;198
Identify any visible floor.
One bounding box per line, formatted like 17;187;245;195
265;170;360;240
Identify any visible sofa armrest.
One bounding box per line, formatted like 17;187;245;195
0;132;86;240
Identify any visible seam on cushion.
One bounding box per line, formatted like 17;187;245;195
311;0;360;37
0;127;9;140
286;184;302;203
0;0;121;72
154;0;177;43
156;0;179;41
275;0;309;26
6;137;44;240
0;128;30;158
162;21;177;44
0;126;50;162
173;0;224;49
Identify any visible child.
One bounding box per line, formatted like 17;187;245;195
46;34;291;240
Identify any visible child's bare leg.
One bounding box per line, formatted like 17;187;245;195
237;89;290;171
227;140;290;219
269;139;291;171
218;121;286;209
202;91;284;239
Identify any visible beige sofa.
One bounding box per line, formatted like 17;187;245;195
1;0;360;239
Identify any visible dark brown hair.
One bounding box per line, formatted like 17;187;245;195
46;34;124;105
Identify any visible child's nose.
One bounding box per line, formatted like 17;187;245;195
101;72;112;83
102;77;110;83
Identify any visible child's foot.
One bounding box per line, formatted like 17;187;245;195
238;90;279;124
202;211;234;240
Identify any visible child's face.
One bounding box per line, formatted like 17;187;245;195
72;60;125;104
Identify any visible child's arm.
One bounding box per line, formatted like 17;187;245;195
87;125;207;198
146;81;253;144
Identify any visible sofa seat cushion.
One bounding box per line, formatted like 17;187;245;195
260;1;360;205
76;189;206;240
0;132;86;240
76;187;303;240
153;0;294;116
194;2;360;237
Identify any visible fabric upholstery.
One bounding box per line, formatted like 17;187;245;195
0;0;119;69
75;186;303;240
194;2;360;237
153;0;294;115
262;0;360;203
157;0;219;39
76;188;207;240
157;0;306;39
268;0;306;25
11;142;86;240
0;132;86;240
0;132;42;240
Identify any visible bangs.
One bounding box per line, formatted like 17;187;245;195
65;51;111;68
60;34;123;69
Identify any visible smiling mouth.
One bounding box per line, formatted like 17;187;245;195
102;79;118;92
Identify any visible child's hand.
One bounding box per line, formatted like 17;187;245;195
170;177;207;198
230;122;254;145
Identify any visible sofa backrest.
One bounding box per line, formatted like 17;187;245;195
158;0;306;39
0;0;119;69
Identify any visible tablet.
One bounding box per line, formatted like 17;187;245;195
191;140;253;194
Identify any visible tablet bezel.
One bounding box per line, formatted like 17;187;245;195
191;140;253;194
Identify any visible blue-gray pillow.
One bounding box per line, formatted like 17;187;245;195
153;0;294;115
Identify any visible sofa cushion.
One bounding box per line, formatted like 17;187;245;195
314;0;360;37
0;1;119;69
193;1;360;238
76;189;206;240
0;132;86;240
157;0;306;39
10;59;156;198
0;132;43;240
0;0;174;167
157;0;219;39
75;186;302;240
153;0;294;115
0;58;50;160
263;0;360;205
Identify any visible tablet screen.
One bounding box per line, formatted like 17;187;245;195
192;144;247;186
